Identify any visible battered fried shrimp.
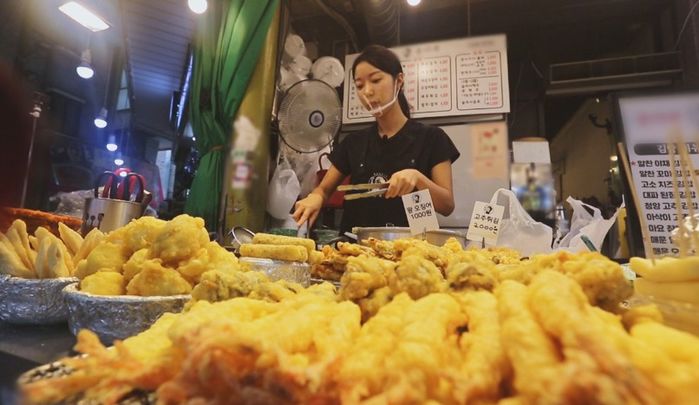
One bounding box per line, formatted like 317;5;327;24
453;291;509;403
527;271;659;404
496;280;562;402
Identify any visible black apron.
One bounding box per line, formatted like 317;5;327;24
340;130;422;233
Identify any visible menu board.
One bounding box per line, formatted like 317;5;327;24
343;35;510;124
618;93;699;256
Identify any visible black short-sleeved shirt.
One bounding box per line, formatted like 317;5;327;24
329;119;460;233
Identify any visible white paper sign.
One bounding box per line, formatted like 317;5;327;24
466;201;505;245
471;121;509;179
402;190;440;235
512;141;551;164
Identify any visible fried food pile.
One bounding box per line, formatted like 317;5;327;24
239;233;319;263
21;269;699;405
331;238;632;318
0;219;101;279
631;256;699;305
74;214;243;297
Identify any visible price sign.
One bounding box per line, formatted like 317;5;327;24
466;201;504;246
402;190;440;235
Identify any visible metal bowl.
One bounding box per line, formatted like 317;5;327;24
240;257;310;286
62;283;190;344
0;275;78;324
353;227;468;248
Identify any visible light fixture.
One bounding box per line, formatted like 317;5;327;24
59;2;110;32
114;152;124;166
188;0;208;14
192;136;196;141
106;134;118;151
76;49;94;79
407;0;421;6
610;155;618;162
119;171;128;177
94;107;108;128
595;97;601;103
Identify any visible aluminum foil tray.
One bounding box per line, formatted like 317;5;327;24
17;359;156;405
62;283;189;344
0;274;78;324
240;257;311;286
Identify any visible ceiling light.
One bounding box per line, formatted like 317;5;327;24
610;155;618;162
114;152;124;166
119;171;128;177
106;134;118;151
59;2;110;32
188;0;208;14
595;97;601;103
192;136;196;141
407;0;421;6
76;49;94;79
94;107;108;128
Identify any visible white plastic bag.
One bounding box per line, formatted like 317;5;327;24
554;196;624;252
490;188;553;257
266;158;300;219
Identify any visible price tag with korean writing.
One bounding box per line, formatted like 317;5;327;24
466;201;504;246
402;190;440;235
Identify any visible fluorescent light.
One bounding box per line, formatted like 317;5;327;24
59;2;110;32
407;0;421;6
188;0;208;14
94;107;108;128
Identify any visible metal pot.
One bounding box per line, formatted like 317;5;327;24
352;227;467;248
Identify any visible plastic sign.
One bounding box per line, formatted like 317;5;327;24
466;201;504;246
402;190;440;235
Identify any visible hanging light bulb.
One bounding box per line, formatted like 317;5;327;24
188;0;207;14
94;107;108;128
106;134;118;151
407;0;421;6
76;49;94;79
114;151;124;166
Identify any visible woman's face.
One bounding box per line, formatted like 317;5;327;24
353;61;402;115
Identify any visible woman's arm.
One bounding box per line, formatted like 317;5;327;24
384;160;455;215
292;165;347;226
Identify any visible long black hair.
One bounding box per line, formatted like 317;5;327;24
351;45;411;118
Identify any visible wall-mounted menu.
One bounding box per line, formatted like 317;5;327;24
343;34;510;124
618;93;699;256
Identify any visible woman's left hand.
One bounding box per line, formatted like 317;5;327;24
385;169;424;198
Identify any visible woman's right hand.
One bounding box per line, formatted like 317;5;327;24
293;192;324;226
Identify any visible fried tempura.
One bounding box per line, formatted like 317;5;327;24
150;215;209;265
125;260;192;296
80;271;125;295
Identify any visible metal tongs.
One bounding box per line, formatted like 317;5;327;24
338;182;389;200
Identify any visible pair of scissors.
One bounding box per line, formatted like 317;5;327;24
116;173;146;203
338;182;389;200
94;171;120;199
93;171;146;202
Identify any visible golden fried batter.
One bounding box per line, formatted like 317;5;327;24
125;259;192;296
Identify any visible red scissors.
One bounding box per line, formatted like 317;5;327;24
94;171;121;199
115;172;146;202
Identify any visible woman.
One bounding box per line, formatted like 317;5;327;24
293;45;460;232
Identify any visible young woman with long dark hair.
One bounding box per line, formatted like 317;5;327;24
293;45;460;232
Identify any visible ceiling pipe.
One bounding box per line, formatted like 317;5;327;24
357;0;401;47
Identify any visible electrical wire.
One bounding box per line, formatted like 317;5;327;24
674;0;699;50
311;0;360;52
